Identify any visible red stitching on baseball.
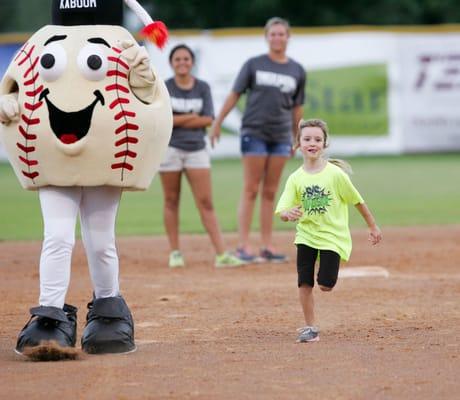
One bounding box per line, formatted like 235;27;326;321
107;47;144;181
109;98;130;109
14;43;28;62
107;70;128;79
25;84;43;98
23;57;39;79
24;72;39;86
19;156;38;166
106;84;129;94
108;56;129;70
22;171;39;179
24;101;43;111
114;110;136;120
19;126;37;140
115;150;137;158
16;143;36;153
115;136;138;146
15;45;42;183
115;123;139;134
111;162;134;171
18;45;36;66
21;115;40;125
17;55;29;66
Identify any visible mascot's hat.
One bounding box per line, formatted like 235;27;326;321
51;0;168;48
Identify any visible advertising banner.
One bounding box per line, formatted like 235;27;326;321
398;35;460;152
0;41;22;161
148;31;401;157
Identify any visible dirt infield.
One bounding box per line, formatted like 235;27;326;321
0;226;459;400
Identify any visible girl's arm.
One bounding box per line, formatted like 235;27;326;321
209;91;241;147
355;202;382;245
279;205;303;222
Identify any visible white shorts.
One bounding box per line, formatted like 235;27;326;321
159;146;211;172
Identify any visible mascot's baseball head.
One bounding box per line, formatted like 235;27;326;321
0;0;172;190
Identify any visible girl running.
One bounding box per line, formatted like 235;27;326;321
275;118;382;342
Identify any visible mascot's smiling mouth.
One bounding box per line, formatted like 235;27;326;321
39;88;105;144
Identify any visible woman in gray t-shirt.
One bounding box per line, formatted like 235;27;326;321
160;44;243;269
211;17;306;263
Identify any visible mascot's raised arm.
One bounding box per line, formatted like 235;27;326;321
0;0;172;360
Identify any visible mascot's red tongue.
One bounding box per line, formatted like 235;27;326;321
60;134;79;144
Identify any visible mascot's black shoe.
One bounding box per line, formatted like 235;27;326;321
81;296;136;354
15;304;78;361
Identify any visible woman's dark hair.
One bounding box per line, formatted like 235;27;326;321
169;44;195;64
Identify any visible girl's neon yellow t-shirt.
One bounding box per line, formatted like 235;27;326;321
275;162;364;261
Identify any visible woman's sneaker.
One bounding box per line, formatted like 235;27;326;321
169;250;185;268
260;248;288;263
296;326;320;343
215;252;245;268
235;248;260;263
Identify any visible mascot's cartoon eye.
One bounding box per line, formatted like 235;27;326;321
77;44;108;81
87;55;103;70
41;54;55;69
38;43;67;82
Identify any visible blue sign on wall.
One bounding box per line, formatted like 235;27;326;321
0;43;23;81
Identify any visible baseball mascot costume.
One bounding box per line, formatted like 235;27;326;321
0;0;172;360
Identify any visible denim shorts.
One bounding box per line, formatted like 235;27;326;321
240;134;292;157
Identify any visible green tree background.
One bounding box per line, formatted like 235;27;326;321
0;0;459;32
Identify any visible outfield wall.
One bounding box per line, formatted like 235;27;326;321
1;27;460;161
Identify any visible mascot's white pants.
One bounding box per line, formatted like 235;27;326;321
38;186;122;308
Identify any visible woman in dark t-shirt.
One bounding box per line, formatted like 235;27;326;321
160;44;243;269
211;17;306;263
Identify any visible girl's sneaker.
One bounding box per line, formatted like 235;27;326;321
296;326;320;343
169;250;185;268
215;252;245;268
260;248;288;263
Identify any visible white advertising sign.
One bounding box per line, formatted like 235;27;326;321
399;35;460;152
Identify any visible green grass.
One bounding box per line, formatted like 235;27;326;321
0;153;459;241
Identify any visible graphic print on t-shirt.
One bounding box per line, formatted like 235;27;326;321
301;185;332;215
170;97;203;114
255;70;297;93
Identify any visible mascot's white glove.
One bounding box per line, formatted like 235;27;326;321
120;40;156;104
0;93;20;125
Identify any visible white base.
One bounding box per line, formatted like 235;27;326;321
339;266;389;278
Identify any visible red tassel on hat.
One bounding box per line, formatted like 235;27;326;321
140;21;168;49
124;0;169;49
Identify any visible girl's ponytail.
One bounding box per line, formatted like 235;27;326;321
328;158;353;175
